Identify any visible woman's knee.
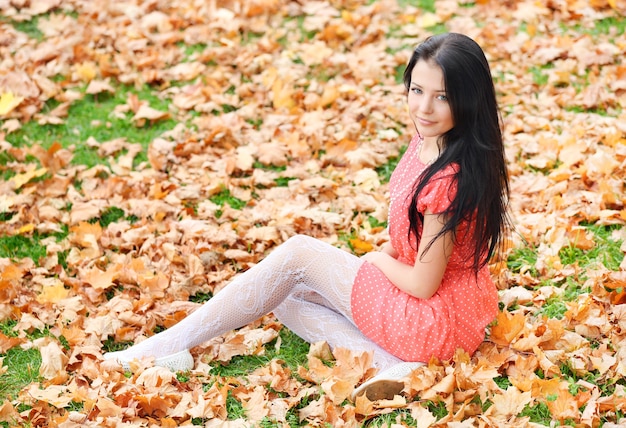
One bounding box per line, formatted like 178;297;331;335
283;234;317;248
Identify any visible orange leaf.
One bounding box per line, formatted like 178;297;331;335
349;238;373;254
490;311;526;346
36;282;70;304
70;221;102;247
0;333;23;353
545;389;579;423
134;393;175;418
531;377;561;399
81;266;118;291
39;340;68;380
487;386;532;419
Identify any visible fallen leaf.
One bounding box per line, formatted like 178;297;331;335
0;92;24;116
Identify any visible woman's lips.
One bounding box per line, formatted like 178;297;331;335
417;117;435;126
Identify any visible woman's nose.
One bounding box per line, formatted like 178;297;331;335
419;96;433;113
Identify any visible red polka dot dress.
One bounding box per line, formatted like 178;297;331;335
351;134;498;362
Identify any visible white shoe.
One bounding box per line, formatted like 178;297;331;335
351;361;424;401
103;349;194;372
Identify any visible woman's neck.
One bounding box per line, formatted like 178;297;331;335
418;136;441;165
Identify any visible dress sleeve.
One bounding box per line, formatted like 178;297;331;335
417;164;458;214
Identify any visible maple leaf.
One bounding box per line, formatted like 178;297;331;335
80;265;118;291
486;386;533;420
545;388;580;423
36;281;69;304
0;92;24;116
21;384;74;408
0;332;23;353
131;104;171;126
408;403;438;428
489;311;526;346
134;393;177;418
10;165;48;189
0;400;19;423
36;338;69;380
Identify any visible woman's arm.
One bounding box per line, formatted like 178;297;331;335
361;211;453;299
380;241;399;258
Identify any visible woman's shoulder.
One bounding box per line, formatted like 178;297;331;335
431;162;459;181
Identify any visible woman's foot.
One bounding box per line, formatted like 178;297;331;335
351;361;424;401
103;349;195;372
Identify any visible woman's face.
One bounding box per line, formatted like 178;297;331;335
407;59;454;141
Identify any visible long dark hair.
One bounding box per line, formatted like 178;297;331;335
402;33;510;271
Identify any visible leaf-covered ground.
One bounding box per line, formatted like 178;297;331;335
1;0;626;426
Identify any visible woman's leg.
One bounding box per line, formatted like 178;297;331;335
105;235;366;362
273;293;403;371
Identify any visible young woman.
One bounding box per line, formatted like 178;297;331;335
104;32;510;401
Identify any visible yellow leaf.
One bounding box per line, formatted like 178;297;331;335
17;224;35;234
37;283;70;304
82;266;117;291
272;77;295;109
417;13;440;28
487;386;532;419
0;92;24;116
76;62;97;82
490;311;526;346
11;167;48;189
350;238;373;254
39;340;68;380
546;389;580;422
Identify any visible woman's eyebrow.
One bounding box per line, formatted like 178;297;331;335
410;82;446;92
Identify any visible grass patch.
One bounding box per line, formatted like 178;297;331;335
5;83;178;168
396;0;436;12
211;328;310;377
519;401;553;425
363;409;416;426
0;234;48;264
0;226;68;265
559;224;624;271
3;15;45;40
209;188;247;218
564;16;626;39
90;206;132;228
0;347;42;400
376;144;407;183
529;65;552;86
0;321;53;401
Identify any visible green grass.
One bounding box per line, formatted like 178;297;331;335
5;83;178;168
0;347;42;400
0;227;69;265
559;224;624;270
0;321;50;401
396;0;435;12
210;328;310;377
506;224;623;319
0;234;48;264
507;224;623;281
375;144;407;183
519;402;554;425
2;15;45;40
564;16;626;39
91;206;133;227
209;188;248;218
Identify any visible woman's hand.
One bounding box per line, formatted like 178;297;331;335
361;251;387;265
361;211;452;299
380;242;399;259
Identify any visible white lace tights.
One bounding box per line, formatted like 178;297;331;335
112;235;403;370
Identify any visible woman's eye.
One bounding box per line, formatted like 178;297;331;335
437;94;448;101
412;88;422;94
